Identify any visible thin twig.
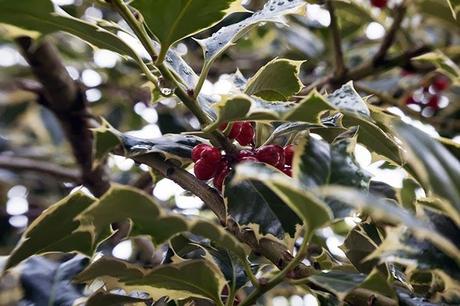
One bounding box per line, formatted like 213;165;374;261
373;1;407;64
326;0;346;77
0;155;81;182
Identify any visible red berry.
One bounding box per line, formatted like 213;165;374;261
256;145;285;169
201;147;221;165
371;0;387;8
237;149;255;161
194;159;216;180
219;123;228;131
284;145;295;166
405;96;418;105
240;156;258;162
192;144;212;162
236;122;255;146
213;162;230;192
427;95;440;110
282;166;292;177
228;122;243;139
432;75;450;91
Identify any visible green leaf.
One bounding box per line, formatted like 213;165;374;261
342;223;383;274
445;0;460;19
308;271;366;300
197;0;306;68
327;82;370;117
92;119;123;167
92;120;206;166
394;121;460;214
120;133;206;166
77;257;226;303
85;291;150;306
132;0;244;59
232;163;332;235
327;83;403;164
413;50;460;84
0;0;140;60
4;192;95;270
292;133;331;187
399;178;419;211
317;186;460;264
245;58;304;101
205;91;335;132
225;176;300;238
6;186;247;271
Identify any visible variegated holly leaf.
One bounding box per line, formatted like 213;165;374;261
92;120;206;167
232;162;332;237
4;191;95;270
394;121;460;215
309;269;396;302
327;81;370;117
85;290;150;306
317;186;460;264
0;0;140;61
445;0;460;20
245;58;304;101
204;91;335;132
413;50;460;84
132;0;245;60
5;186;247;271
196;0;306;69
327;83;403;164
76;257;226;303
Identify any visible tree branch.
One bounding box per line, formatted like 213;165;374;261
0;155;81;182
301;45;432;94
16;37;110;197
326;0;346;77
372;1;407;64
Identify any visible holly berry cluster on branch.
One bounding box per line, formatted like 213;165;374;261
192;121;295;192
404;74;450;115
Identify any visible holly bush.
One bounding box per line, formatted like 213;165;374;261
0;0;459;305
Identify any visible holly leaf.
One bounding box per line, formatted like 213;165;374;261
5;186;247;271
77;257;226;303
327;82;370;117
413;50;460;84
197;0;306;69
232;163;332;236
292;133;331;188
4;192;95;270
92;120;206;167
204;91;335;131
394;121;460;214
0;0;140;60
245;58;304;101
132;0;244;59
317;186;460;264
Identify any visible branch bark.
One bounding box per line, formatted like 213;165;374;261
16;37;110;197
326;0;346;77
372;1;407;64
0;155;81;182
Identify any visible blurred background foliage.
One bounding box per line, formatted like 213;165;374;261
0;0;459;305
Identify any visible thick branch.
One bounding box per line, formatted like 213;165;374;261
326;0;346;77
0;155;81;182
16;37;110;197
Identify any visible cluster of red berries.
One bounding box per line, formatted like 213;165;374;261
370;0;387;8
192;122;295;192
404;74;450;115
